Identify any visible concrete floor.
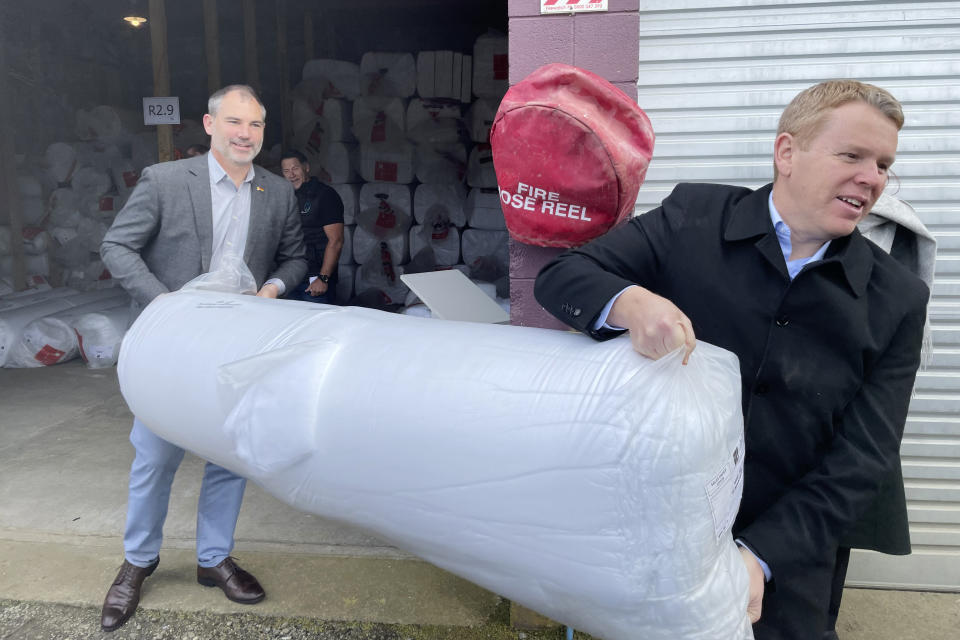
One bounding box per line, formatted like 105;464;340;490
0;361;957;639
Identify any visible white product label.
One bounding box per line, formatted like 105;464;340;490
705;433;745;540
89;344;115;361
142;96;181;125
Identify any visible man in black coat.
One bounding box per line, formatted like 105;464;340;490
534;80;929;640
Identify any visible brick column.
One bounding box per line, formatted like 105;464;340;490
506;1;640;329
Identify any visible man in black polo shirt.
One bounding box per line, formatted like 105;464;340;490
280;150;345;303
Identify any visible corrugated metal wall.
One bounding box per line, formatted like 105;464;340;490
636;0;960;590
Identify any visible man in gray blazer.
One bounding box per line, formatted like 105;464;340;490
98;85;306;632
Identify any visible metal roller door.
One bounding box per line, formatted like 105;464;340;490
636;0;960;590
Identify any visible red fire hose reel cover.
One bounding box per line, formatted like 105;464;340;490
490;64;655;248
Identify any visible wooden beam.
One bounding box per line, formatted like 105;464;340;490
243;0;260;91
203;0;221;95
148;0;174;163
304;9;314;63
276;0;291;148
0;41;26;291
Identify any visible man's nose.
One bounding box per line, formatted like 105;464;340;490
856;163;886;190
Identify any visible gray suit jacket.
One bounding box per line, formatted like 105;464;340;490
101;155;306;312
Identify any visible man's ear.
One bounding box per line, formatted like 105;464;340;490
202;113;214;136
773;132;795;178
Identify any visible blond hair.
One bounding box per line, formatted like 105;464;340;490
773;80;903;178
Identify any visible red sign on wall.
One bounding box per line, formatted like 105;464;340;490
541;0;607;14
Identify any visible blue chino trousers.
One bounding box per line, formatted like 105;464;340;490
123;418;246;568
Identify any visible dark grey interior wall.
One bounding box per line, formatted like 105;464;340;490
3;0;507;155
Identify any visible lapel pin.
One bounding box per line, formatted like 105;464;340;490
256;186;265;192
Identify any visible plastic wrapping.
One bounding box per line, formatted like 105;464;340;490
352;97;407;145
8;293;129;368
409;223;460;267
354;261;408;305
466;143;497;188
467;98;497;143
360;52;416;97
302;59;362;99
0;287;125;367
358;142;415;184
406;99;462;145
118;289;752;640
461;228;508;282
75;304;133;368
415;143;467;184
414;183;466;227
465;188;506;230
472;32;508;99
339;224;355;265
329;183;359;227
305;142;358;184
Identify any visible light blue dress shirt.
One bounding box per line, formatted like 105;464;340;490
207;153;285;294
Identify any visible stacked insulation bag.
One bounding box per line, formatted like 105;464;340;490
291;32;511;310
119;286;753;640
3;105;205;293
0;286;131;368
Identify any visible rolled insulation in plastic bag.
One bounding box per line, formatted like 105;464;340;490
118;289;752;640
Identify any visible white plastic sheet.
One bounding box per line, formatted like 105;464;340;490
465;188;507;230
118;289;752;640
331;184;359;226
360;52;416;97
413;183;466;227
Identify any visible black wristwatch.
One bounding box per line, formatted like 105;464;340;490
317;274;330;283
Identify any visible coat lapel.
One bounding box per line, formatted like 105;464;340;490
245;167;267;264
186;155;213;272
723;183;790;281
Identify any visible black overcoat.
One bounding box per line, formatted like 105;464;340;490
534;182;928;640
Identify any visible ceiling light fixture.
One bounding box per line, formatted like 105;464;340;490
124;16;148;28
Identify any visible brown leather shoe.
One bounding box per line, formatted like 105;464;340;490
100;558;159;632
196;556;265;604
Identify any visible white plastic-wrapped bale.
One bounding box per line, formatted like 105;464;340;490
72;166;113;200
339;224;355;265
466;143;496;188
17;176;45;226
360;52;416;97
415;143;466;184
302;59;361;100
353;224;410;267
354;261;408;305
356;183;412;266
0;287;81;313
406;99;462;145
117;288;752;640
408;223;460;267
20;227;52;255
358;142;415;184
111;161;141;199
465;188;506;230
75;303;133;369
331;184;359;226
7;292;129;368
472;32;508;99
0;287;125;367
462;228;508;282
1;254;50;282
401;302;432;318
352;97;406;145
75;105;141;142
335;263;356;302
305;143;359;184
44;142;77;185
293;97;355;152
414;183;466;227
467;98;497;143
